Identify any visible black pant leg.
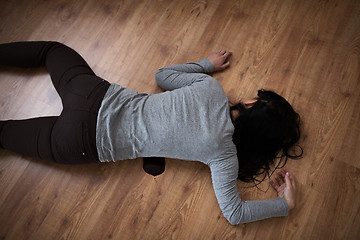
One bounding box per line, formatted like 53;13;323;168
0;41;97;98
42;42;97;98
0;41;54;67
0;117;57;161
0;41;109;164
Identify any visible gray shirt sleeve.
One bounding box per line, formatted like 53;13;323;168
209;158;289;225
155;59;214;90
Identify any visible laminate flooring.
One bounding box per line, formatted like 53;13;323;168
0;0;359;239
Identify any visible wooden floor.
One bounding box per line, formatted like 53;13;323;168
0;0;359;239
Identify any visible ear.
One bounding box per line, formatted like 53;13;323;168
244;98;258;109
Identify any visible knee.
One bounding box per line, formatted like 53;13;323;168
40;41;72;65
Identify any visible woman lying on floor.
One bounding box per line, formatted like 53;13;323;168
0;42;302;225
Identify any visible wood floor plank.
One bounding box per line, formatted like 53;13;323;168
1;0;360;239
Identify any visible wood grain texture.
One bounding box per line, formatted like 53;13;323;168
0;0;359;239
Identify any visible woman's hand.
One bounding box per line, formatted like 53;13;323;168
269;168;296;210
207;50;232;72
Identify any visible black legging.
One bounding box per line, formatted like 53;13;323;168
0;42;110;164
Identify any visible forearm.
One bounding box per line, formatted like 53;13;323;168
228;197;289;225
210;160;290;225
155;59;214;90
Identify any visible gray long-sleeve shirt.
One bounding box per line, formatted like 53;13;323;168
96;59;289;224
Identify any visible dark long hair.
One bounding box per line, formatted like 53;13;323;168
231;90;302;184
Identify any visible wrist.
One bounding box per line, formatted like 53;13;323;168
287;200;295;210
200;58;214;73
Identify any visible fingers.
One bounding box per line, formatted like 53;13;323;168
269;178;279;191
284;173;292;189
270;168;296;190
289;173;296;189
220;51;232;69
216;50;232;58
275;176;284;185
219;50;232;61
221;61;230;69
223;51;232;59
283;168;296;189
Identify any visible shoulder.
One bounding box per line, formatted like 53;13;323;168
190;75;228;102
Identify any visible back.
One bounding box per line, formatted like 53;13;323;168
96;74;235;164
